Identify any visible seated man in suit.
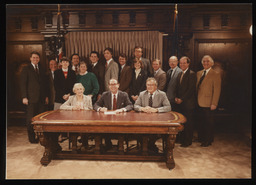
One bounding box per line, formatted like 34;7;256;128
134;77;171;152
94;78;133;149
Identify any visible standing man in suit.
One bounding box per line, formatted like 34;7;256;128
47;59;58;110
89;51;105;101
152;59;167;91
94;78;133;149
133;46;153;77
118;53;132;94
54;57;77;110
174;56;197;147
70;53;80;75
134;77;171;152
104;48;119;91
20;51;49;143
196;55;221;147
165;56;183;111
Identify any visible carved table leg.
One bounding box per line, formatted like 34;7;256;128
70;133;78;154
118;135;124;155
94;135;101;154
166;134;176;169
38;132;53;166
142;135;148;156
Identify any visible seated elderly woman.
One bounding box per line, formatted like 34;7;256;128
60;83;93;110
60;83;93;150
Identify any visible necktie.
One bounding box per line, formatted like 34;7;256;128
105;62;108;69
113;94;117;110
167;69;173;85
180;72;184;84
35;65;39;75
197;70;206;89
149;94;153;107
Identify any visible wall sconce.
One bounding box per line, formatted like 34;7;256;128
249;25;252;35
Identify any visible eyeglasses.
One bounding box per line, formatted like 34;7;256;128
109;83;118;86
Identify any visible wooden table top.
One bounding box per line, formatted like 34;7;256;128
32;110;186;127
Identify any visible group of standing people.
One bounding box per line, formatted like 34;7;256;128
19;46;221;151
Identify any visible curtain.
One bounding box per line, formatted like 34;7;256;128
65;31;163;63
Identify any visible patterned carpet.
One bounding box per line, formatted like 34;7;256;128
6;125;251;179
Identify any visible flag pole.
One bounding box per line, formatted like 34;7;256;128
172;4;178;56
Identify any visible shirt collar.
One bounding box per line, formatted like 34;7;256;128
154;68;161;74
92;62;98;67
80;71;88;76
107;58;113;65
62;68;68;72
204;67;211;75
182;68;189;74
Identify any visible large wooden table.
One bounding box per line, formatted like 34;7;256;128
32;110;186;169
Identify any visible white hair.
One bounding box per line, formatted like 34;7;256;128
201;55;214;65
73;83;85;93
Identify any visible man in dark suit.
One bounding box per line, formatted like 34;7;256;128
174;56;197;147
165;56;183;111
94;78;133;149
47;59;58;110
54;57;77;110
70;53;80;75
104;48;119;91
196;55;221;147
20;51;49;143
89;51;105;102
133;46;153;77
118;53;132;94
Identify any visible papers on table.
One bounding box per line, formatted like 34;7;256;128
104;111;117;115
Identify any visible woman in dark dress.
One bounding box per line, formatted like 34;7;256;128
129;59;147;104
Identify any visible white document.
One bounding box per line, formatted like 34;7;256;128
104;111;116;115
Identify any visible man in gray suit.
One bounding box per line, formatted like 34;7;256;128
152;59;166;91
134;46;153;77
134;77;171;113
166;56;183;111
134;77;171;152
104;48;119;91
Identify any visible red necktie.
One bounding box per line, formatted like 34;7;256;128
113;94;117;110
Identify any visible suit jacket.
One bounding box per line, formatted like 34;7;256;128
46;70;55;105
60;95;93;110
19;63;49;103
134;90;171;113
196;68;221;108
141;57;153;77
91;62;105;95
176;69;197;109
129;69;147;97
94;90;133;111
166;67;183;103
119;65;132;94
54;68;77;104
154;68;166;91
104;59;119;91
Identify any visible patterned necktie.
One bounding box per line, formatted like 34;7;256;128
197;70;206;89
113;94;117;110
149;94;153;107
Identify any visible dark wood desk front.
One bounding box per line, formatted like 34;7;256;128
32;110;186;169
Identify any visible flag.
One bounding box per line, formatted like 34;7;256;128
172;4;178;56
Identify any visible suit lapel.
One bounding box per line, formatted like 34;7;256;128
29;63;39;80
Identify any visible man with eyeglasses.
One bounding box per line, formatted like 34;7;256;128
93;78;133;150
